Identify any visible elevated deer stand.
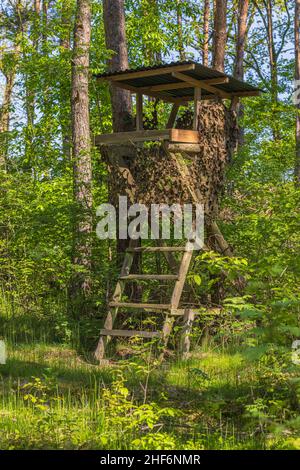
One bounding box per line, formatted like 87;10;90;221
94;61;260;362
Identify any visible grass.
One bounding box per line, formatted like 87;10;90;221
1;335;300;450
0;301;300;450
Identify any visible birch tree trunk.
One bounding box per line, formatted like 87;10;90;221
295;0;300;185
213;0;227;72
71;0;93;297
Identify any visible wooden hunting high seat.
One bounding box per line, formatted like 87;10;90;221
95;60;261;148
94;61;261;362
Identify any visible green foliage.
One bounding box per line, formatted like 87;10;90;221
0;0;300;452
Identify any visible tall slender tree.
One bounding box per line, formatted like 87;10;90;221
0;0;24;168
177;0;185;60
203;0;210;66
212;0;227;71
103;0;132;133
59;0;73;161
71;0;93;297
234;0;249;81
0;48;19;169
295;0;300;185
232;0;249;146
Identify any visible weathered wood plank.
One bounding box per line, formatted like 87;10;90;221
95;129;201;145
109;302;171;310
119;274;178;281
147;76;229;92
111;81;188;105
170;129;201;144
170;245;193;308
126;246;186;253
106;63;196;82
100;329;161;338
172;71;230;99
95;129;170;145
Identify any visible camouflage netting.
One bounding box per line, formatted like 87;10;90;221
101;100;238;219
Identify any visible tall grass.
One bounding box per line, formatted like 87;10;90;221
1;296;300;450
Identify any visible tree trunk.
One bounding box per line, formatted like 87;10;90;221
231;0;249;147
71;0;93;297
42;1;48;44
24;0;40;165
0;70;16;169
177;0;186;61
203;0;210;66
213;0;227;72
295;0;300;185
234;0;248;81
102;0;133;133
265;0;278;103
60;0;72;161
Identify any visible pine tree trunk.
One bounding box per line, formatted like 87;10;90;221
177;0;185;61
232;0;249;147
60;0;72;161
71;0;93;297
203;0;210;66
295;0;300;186
103;0;133;133
234;0;248;81
213;0;227;72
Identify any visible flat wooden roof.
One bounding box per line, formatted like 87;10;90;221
95;60;262;104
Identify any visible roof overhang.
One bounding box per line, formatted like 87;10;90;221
95;61;262;104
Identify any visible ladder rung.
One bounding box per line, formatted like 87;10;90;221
126;246;186;253
109;302;171;310
119;274;178;281
100;329;161;338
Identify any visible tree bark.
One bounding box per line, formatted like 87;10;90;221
265;0;278;103
213;0;227;72
231;0;249;147
103;0;133;133
234;0;248;81
203;0;210;66
177;0;186;61
0;69;16;169
295;0;300;185
60;0;72;161
0;2;23;169
71;0;93;296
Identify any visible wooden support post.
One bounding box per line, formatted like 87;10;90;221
193;87;201;130
136;93;143;130
180;308;195;358
166;104;179;129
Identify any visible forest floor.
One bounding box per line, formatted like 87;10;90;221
1;324;300;450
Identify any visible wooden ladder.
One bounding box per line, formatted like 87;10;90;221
94;240;196;362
